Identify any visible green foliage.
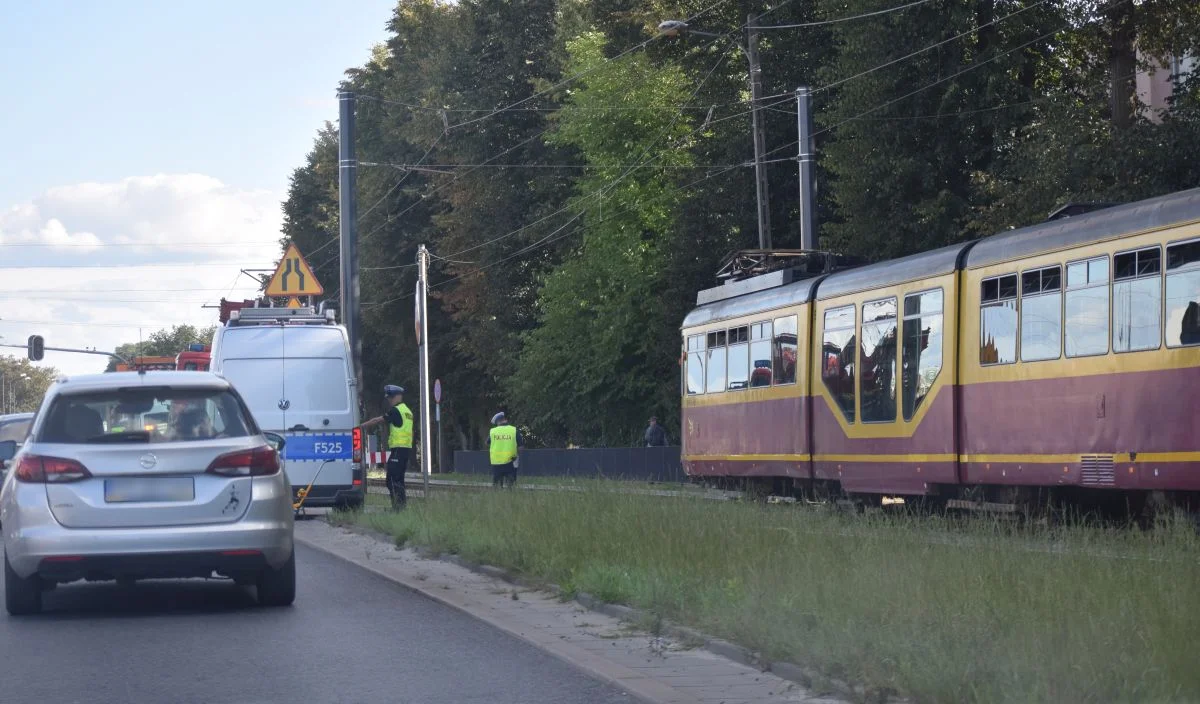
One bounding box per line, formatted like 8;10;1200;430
276;0;1200;451
0;356;59;413
508;32;696;445
108;325;216;372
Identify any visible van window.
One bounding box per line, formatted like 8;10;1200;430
284;359;351;411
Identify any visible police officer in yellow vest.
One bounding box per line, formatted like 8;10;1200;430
488;411;521;488
362;385;414;508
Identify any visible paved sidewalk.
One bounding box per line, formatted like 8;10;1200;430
296;520;845;704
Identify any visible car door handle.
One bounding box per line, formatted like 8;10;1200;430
289;424;309;431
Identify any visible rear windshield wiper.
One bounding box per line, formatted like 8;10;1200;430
84;431;152;443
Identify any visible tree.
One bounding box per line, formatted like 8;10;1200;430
107;325;217;371
508;31;696;445
0;356;59;414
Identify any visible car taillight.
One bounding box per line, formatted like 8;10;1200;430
352;427;363;463
206;446;280;477
15;455;92;483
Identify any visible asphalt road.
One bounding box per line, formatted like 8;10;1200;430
1;542;632;704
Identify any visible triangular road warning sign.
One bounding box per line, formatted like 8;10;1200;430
286;297;302;309
266;243;324;297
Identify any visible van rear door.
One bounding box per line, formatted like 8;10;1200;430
277;327;356;497
216;327;286;432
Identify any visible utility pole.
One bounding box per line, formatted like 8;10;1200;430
416;245;432;497
338;91;363;399
795;86;817;251
746;13;772;251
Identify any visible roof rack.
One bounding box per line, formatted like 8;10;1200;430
226;306;337;326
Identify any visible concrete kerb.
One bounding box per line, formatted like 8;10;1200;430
327;516;866;703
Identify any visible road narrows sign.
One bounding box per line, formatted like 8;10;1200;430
266;243;324;297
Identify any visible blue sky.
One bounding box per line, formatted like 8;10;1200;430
0;0;396;374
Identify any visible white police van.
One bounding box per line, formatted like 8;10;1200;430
208;306;363;509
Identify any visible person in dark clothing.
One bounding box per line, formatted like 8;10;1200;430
361;385;414;509
644;416;668;447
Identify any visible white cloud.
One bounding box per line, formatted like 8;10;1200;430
0;174;292;377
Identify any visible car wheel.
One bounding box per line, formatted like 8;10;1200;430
256;548;295;607
5;552;42;616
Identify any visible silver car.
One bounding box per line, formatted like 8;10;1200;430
0;371;295;615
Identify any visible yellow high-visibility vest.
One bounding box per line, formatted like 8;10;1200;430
489;425;518;465
388;403;414;449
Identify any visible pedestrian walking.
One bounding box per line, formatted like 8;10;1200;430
362;385;413;509
644;416;668;447
488;411;521;488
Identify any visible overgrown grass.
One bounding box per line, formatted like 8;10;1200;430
343;489;1199;703
365;470;700;490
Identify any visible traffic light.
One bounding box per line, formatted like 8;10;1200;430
27;335;44;362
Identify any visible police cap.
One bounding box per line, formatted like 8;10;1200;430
384;384;405;397
491;412;506;425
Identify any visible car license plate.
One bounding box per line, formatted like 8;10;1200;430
104;477;195;503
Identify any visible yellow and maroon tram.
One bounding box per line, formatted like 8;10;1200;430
681;187;1200;511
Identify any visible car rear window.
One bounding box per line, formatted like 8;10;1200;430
38;387;254;444
0;418;31;443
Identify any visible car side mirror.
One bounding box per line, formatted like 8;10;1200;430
263;432;286;453
0;440;17;463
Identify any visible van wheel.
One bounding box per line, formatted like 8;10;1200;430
256;549;296;607
5;553;43;615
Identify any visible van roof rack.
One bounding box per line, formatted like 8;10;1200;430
226;306;337;326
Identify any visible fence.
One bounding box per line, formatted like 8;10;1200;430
452;446;684;483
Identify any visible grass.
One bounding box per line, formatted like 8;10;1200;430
365;470;704;491
339;487;1200;704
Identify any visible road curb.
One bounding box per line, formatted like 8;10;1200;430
320;517;876;702
296;525;702;704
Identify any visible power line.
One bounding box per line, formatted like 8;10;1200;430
360;162;745;171
811;5;1124;139
365;44;756;304
440;0;736;132
0;262;267;269
748;0;935;29
330;31;744;278
0;241;281;249
0;318;198;329
426;36;741;264
815;0;1052;95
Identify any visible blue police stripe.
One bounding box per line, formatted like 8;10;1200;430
282;433;353;461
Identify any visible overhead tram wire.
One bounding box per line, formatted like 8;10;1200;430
415;0;737;133
753;0;1053;104
341;28;744;276
365;39;763;302
747;0;935;29
427;34;744;265
366;3;1137;303
809;4;1131;140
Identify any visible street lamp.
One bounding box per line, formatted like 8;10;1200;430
658;17;818;253
659;17;772;251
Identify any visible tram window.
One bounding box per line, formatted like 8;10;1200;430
860;297;898;423
728;326;749;390
980;274;1018;364
902;289;943;421
1065;256;1110;357
773;316;798;385
749;321;773;387
686;335;705;395
705;344;727;393
822;305;856;423
1114;247;1162;353
1021;265;1062;362
1166;240;1200;347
